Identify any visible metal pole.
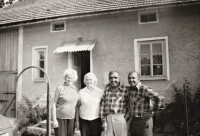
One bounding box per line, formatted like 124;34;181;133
183;83;189;136
16;66;51;136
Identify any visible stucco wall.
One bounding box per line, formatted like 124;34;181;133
22;4;200;103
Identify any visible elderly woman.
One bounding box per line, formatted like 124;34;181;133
78;72;104;136
52;68;79;136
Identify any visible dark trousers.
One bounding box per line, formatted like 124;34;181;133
54;118;75;136
79;117;102;136
130;117;153;136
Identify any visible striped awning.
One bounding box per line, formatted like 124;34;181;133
53;39;97;53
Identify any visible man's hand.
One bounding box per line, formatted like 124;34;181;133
102;122;108;131
141;111;154;121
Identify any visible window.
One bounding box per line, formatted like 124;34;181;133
73;53;81;67
51;20;66;32
139;10;159;24
134;37;169;80
32;46;48;81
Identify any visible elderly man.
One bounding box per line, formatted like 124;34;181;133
127;71;164;136
100;71;129;136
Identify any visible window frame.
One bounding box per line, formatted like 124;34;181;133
138;10;159;24
50;20;66;33
134;36;169;80
32;46;48;82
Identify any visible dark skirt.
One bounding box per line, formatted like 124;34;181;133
79;117;102;136
54;118;75;136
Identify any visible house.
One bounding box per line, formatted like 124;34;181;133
0;0;200;119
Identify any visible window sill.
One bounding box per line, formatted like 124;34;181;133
140;76;169;81
33;78;46;82
139;21;159;24
50;30;66;33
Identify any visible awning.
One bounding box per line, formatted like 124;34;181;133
53;39;97;53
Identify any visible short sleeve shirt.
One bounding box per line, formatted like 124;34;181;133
54;83;79;119
79;86;104;120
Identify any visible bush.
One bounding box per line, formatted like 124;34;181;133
154;80;200;136
18;96;47;136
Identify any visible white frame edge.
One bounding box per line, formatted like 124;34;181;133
32;46;48;82
50;20;66;33
90;50;93;72
17;26;23;104
134;36;170;80
138;10;159;25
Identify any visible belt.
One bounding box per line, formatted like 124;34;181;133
107;113;125;116
131;117;143;121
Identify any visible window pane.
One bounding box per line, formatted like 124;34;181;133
37;60;45;78
148;13;157;22
141;66;150;76
39;70;44;78
38;51;44;59
152;43;162;53
141;55;150;65
153;54;162;64
141;13;157;23
39;60;44;68
140;44;150;54
153;65;163;75
54;23;64;31
141;15;148;22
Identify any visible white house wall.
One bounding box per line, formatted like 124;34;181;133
21;5;200;102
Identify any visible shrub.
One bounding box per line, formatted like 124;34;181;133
154;80;200;136
18;96;47;136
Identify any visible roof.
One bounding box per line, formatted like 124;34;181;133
53;39;97;53
0;0;200;26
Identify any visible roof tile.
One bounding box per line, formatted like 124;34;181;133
0;0;199;25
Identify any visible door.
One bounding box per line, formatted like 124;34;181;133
0;27;18;117
71;51;90;90
72;53;81;90
0;72;17;117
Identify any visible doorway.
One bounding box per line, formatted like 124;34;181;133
72;51;90;89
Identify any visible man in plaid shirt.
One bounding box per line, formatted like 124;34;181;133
127;71;164;136
100;71;129;136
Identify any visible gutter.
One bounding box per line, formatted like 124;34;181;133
0;1;200;29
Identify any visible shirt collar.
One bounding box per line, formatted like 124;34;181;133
128;82;141;90
106;83;126;91
63;82;76;90
84;86;96;92
136;82;141;90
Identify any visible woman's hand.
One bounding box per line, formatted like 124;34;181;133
53;119;59;128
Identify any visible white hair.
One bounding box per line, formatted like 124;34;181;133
84;72;98;86
63;68;78;81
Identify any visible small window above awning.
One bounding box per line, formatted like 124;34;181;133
53;39;97;53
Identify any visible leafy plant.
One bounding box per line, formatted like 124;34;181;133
17;96;47;136
154;80;200;136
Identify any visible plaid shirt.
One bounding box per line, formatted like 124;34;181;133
100;84;129;124
127;82;164;119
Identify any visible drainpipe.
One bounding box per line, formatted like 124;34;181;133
183;82;189;136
